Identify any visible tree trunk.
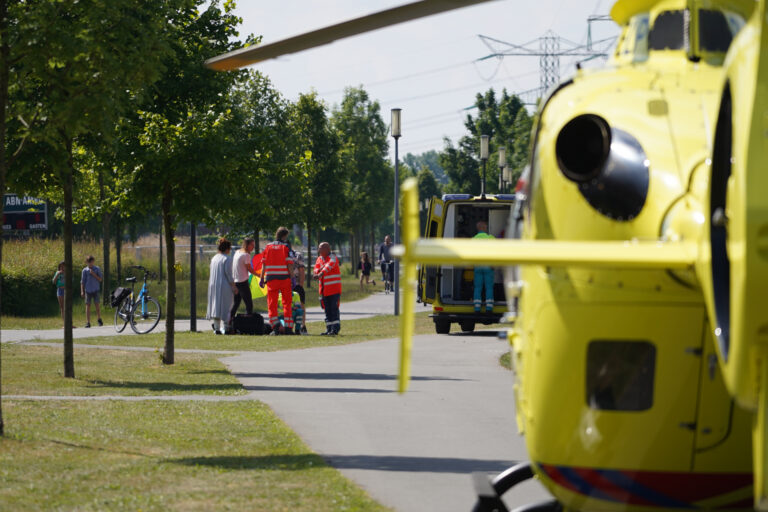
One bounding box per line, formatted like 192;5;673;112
63;139;75;378
253;229;259;253
98;169;111;306
158;222;163;281
370;224;375;262
305;222;311;290
189;221;196;332
115;216;122;282
0;0;9;435
161;185;175;365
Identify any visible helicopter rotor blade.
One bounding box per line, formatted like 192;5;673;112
205;0;496;71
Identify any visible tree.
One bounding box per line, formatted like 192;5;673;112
404;149;446;184
417;166;442;201
440;88;530;194
218;71;295;244
289;92;344;275
8;0;178;378
127;0;245;364
332;86;392;269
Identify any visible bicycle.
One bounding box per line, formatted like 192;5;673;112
381;260;394;294
114;265;162;334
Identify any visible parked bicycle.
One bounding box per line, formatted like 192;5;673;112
112;265;162;334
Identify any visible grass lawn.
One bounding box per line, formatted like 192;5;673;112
2;344;246;397
4;275;377;330
0;400;388;511
499;351;511;370
36;312;437;352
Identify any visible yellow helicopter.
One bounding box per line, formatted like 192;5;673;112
208;0;768;510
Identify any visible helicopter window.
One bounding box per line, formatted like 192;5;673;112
648;10;684;51
586;341;656;411
699;10;734;53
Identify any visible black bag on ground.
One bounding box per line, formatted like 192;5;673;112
110;287;131;307
232;313;265;335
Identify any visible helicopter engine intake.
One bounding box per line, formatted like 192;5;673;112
556;114;649;221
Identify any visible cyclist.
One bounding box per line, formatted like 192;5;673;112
378;235;394;293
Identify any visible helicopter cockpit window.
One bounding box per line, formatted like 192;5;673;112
699;10;732;53
648;10;684;51
586;340;656;411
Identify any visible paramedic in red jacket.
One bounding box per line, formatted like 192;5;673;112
260;227;294;335
313;241;342;335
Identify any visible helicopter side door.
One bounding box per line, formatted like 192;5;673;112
419;197;444;304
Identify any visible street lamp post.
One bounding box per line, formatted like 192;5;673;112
480;134;489;198
391;108;402;316
503;165;511;194
497;146;506;195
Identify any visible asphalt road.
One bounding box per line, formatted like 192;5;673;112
223;331;551;512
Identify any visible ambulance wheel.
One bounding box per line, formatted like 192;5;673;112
435;318;451;334
459;320;475;333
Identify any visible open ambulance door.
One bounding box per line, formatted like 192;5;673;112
418;197;444;304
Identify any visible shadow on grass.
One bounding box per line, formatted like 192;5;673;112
84;379;243;393
170;453;326;471
168;454;517;474
233;372;465;382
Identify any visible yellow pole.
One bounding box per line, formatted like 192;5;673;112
397;178;419;393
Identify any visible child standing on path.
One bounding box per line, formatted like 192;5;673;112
80;255;103;328
52;260;66;326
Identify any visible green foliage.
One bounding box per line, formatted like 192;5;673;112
440;88;533;194
289;92;345;231
332;87;393;232
404;149;447;184
219;71;296;235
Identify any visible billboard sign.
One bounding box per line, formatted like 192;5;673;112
3;194;47;231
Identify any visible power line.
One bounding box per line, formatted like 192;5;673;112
317;60;475;96
386;69;539;104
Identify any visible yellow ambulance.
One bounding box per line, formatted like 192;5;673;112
418;192;517;334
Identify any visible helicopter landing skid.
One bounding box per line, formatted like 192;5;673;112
472;462;561;512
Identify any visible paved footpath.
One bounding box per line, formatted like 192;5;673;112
223;332;550;512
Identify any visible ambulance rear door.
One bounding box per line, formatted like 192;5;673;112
419;197;444;304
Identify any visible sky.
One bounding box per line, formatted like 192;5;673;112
231;1;620;158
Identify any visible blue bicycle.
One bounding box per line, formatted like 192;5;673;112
114;265;162;334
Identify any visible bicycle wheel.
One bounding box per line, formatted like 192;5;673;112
114;299;132;333
130;296;162;334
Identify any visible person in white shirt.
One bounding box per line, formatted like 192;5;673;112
229;237;258;323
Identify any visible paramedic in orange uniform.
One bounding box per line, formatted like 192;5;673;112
313;241;342;335
260;227;294;335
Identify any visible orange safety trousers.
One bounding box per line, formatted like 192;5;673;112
267;278;293;329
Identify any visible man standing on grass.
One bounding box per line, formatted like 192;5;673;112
80;255;103;328
313;242;342;335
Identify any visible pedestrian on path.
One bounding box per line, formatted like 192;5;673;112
80;255;103;328
260;227;294;335
313;241;342;335
207;238;236;335
229;237;258;324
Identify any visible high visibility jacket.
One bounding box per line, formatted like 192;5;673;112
314;254;342;296
262;241;292;282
